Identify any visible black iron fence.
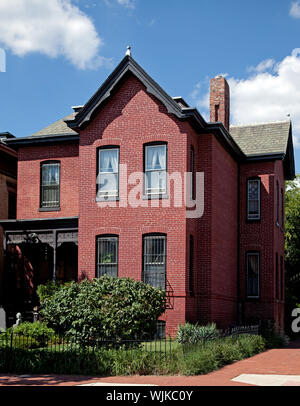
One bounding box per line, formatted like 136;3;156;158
0;324;261;375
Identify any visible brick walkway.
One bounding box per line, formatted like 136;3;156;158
1;342;300;386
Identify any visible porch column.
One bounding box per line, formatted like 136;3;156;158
52;230;57;282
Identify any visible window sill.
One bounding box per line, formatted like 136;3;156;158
246;218;261;224
39;207;61;212
96;196;120;202
142;194;169;200
246;297;260;301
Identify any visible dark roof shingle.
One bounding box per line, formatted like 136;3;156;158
229;120;291;156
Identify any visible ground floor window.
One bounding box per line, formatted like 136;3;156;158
246;252;259;298
96;235;118;278
142;234;166;290
155;320;166;339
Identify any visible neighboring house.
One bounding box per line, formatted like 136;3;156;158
0;133;17;314
0;54;295;335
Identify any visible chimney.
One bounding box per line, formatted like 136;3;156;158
209;75;230;131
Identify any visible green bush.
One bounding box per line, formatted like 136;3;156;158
39;276;166;342
182;335;266;375
37;281;68;304
261;326;290;348
177;322;220;345
6;322;55;348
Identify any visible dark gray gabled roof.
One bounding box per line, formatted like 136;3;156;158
230;120;295;180
230;120;291;156
31;112;78;137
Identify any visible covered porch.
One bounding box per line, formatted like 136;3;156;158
0;217;78;326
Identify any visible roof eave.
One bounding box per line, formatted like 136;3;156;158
4;134;79;149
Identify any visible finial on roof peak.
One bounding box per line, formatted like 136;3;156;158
126;45;131;57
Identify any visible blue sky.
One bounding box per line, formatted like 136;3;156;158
0;0;300;173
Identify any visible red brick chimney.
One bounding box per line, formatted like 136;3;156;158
209;76;230;131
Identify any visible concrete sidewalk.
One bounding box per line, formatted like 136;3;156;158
0;343;300;386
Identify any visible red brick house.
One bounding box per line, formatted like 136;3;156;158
0;54;295;336
0;133;17;322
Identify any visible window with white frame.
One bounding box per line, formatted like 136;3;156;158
144;144;167;195
97;147;119;198
247;179;260;220
246;252;260;298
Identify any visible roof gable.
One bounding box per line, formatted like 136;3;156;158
65;55;207;131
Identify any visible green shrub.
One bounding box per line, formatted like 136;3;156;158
39;276;166;342
260;322;290;348
182;335;266;375
7;322;55;348
37;281;68;304
177;322;220;345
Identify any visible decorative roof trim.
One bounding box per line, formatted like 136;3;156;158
65;55;207;130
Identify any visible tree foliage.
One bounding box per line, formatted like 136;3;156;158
284;175;300;336
38;276;166;341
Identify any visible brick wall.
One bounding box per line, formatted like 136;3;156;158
78;75;195;336
239;160;285;328
17;143;79;219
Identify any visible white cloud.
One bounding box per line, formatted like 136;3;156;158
247;58;275;73
104;0;135;9
0;0;105;69
290;1;300;18
117;0;135;8
191;49;300;148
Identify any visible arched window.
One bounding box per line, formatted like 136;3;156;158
247;178;260;220
96;235;118;278
144;143;167;196
97;146;119;199
142;234;166;290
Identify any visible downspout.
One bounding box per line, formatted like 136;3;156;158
237;162;242;325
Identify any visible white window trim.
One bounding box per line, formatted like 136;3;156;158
145;144;167;195
97;148;119;198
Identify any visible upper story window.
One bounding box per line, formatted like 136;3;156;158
276;181;279;226
97;147;119;199
40;161;60;208
247;178;260;220
142;234;166;290
144;144;167;196
246;251;260;299
190;146;195;200
96;235;118;278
